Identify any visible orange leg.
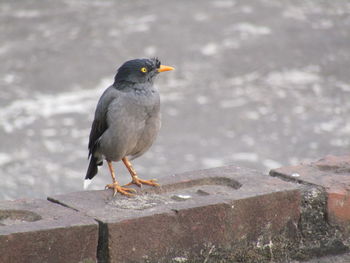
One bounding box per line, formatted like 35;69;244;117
122;157;160;187
105;161;136;197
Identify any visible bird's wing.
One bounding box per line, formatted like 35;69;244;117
88;86;118;158
88;119;106;158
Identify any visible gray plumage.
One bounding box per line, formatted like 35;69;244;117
94;83;160;161
85;58;166;183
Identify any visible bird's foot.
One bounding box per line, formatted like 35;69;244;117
105;182;136;197
124;176;160;188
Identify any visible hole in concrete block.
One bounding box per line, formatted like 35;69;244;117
197;189;210;196
146;176;242;194
107;177;242;210
0;210;42;226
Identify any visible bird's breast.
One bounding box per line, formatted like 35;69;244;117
129;89;160;115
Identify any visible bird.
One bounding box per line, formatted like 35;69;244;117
84;58;174;197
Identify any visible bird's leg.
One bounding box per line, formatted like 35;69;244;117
122;157;160;187
105;161;136;197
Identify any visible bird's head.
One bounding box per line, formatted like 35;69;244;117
113;58;174;85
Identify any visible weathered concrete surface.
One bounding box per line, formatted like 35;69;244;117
293;252;350;263
270;155;350;237
50;165;302;262
1;162;349;262
292;186;348;261
0;199;98;263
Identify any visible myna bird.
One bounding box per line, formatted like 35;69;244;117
84;58;174;196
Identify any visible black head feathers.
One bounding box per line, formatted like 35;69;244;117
114;58;161;85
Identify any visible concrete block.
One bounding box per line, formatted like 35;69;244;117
0;199;98;263
49;165;301;263
270;155;350;235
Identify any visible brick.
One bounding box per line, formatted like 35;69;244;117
0;199;98;263
270;155;350;234
50;165;301;263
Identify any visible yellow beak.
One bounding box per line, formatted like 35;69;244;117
158;65;175;72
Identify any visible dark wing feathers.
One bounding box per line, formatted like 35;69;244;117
88;119;107;158
86;86;119;181
86;114;107;180
87;86;118;158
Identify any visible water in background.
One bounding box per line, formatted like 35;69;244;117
1;0;350;200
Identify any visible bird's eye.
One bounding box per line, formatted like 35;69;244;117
140;67;148;73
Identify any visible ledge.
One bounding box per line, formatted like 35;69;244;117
0;199;98;263
270;155;350;237
49;165;301;262
1;155;350;262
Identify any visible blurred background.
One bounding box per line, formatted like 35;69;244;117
0;0;349;200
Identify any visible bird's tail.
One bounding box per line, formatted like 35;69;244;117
84;155;102;189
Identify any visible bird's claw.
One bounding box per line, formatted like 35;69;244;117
124;177;160;188
105;182;136;197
